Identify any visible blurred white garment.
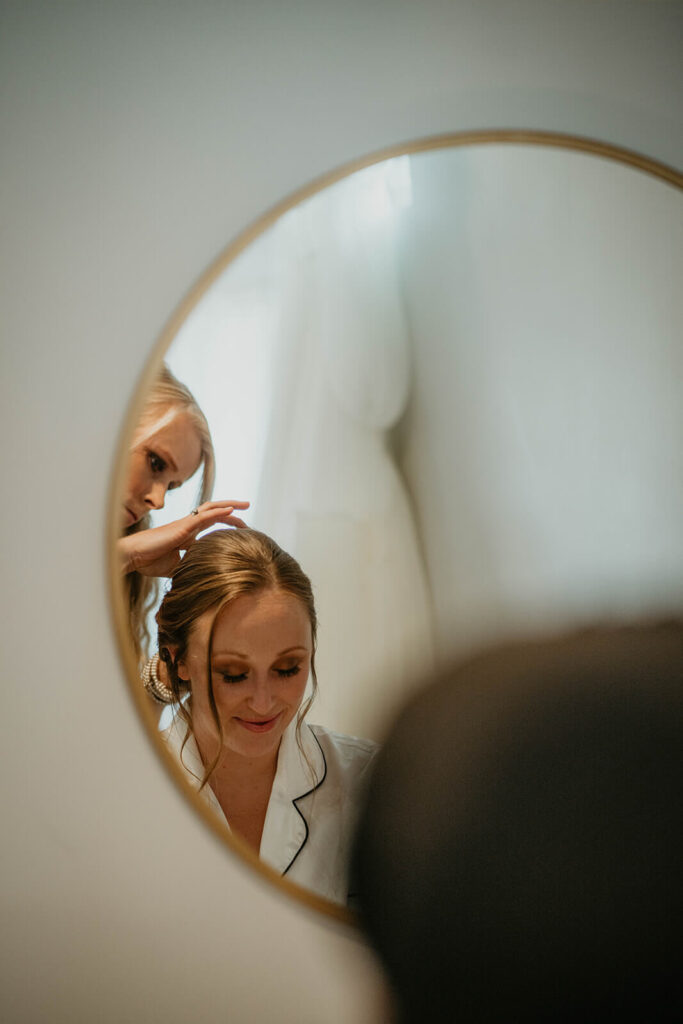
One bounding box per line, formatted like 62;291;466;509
162;713;378;906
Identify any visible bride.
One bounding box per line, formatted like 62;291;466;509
155;527;377;905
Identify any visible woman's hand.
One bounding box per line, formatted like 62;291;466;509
118;500;250;577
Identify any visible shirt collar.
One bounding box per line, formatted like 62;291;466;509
161;714;326;873
259;719;326;875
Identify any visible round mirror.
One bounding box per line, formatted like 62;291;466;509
110;132;682;922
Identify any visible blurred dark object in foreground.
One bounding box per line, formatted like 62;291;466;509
352;620;682;1022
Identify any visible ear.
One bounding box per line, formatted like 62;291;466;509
161;644;190;682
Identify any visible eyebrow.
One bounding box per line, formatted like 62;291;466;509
212;646;309;659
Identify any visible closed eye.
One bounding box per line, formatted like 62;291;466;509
217;664;302;684
276;665;301;678
220;671;248;685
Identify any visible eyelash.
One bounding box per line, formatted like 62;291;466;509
219;665;302;685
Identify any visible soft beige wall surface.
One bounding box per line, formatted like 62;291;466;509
1;2;681;1021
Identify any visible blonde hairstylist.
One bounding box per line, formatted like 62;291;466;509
119;365;249;689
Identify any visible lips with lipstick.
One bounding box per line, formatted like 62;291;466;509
235;713;282;733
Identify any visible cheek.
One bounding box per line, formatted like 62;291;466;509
204;673;249;717
126;453;148;495
213;686;243;714
286;673;309;708
190;678;225;732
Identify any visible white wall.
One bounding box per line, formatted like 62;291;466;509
1;2;681;1021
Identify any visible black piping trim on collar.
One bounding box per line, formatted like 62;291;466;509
282;727;327;876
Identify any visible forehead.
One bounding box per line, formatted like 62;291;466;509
139;407;202;481
190;589;312;652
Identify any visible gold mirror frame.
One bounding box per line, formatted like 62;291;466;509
108;129;683;925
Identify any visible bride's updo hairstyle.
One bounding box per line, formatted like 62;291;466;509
156;528;318;786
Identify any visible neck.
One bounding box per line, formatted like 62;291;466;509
192;722;280;788
194;736;281;856
205;743;279;789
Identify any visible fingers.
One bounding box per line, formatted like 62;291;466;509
186;505;237;526
182;507;248;545
222;515;248;529
194;499;250;513
183;500;249;533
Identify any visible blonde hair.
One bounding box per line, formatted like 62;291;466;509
156;529;319;788
124;364;216;660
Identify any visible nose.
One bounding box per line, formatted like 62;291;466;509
144;480;167;511
247;675;277;717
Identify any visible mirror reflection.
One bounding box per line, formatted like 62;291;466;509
116;140;682;911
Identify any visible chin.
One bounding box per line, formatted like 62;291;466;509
229;723;286;758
